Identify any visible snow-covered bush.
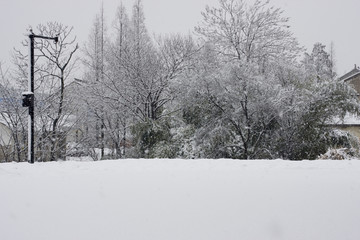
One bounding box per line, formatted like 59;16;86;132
326;129;360;150
318;148;360;160
318;129;360;160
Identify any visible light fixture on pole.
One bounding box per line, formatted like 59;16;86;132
22;31;58;164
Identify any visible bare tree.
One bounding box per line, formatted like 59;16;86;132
13;22;79;161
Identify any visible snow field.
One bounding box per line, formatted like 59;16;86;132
1;159;360;240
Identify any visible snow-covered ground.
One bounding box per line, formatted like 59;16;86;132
1;159;360;240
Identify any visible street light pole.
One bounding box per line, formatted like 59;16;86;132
29;34;35;164
23;32;58;164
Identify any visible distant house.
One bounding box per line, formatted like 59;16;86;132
340;64;360;96
330;65;360;143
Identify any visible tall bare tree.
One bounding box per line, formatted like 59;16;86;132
82;4;111;159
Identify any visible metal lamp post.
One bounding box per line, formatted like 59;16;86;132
22;32;58;164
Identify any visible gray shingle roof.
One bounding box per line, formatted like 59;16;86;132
340;65;360;81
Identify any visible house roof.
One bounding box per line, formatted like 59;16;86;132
339;64;360;82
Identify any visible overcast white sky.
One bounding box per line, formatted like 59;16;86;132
0;0;359;75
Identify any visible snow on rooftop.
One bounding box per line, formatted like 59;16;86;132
1;159;360;240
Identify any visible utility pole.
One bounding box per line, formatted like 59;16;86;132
22;31;58;164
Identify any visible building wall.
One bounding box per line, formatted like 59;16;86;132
341;74;360;147
347;75;360;95
0;122;12;146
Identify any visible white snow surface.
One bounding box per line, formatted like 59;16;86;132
1;159;360;240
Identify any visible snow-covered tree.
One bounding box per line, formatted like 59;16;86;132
303;42;336;81
81;4;112;159
100;0;198;157
174;1;359;160
195;0;300;70
189;0;300;158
